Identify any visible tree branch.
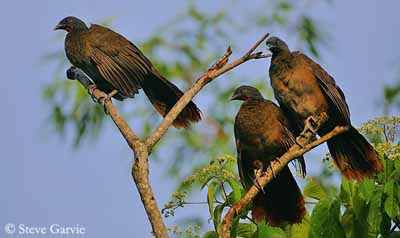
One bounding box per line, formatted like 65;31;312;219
145;33;270;150
66;33;271;238
220;123;349;238
66;67;168;238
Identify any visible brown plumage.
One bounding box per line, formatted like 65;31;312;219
231;85;306;227
54;16;201;128
266;36;383;181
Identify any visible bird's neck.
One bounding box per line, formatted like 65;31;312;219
271;50;291;63
269;51;293;79
242;98;264;107
68;27;88;36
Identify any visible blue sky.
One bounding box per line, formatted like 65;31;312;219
2;0;400;237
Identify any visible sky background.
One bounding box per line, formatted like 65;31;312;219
2;0;400;237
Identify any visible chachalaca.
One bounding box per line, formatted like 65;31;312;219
231;85;306;227
54;16;201;128
266;36;383;181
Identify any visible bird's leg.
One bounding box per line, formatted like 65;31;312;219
268;161;276;179
99;90;118;114
253;169;265;194
296;112;328;147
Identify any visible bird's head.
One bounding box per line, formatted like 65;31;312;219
230;85;264;101
54;16;88;32
266;36;290;54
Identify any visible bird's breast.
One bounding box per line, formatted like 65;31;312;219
271;66;328;121
65;33;87;67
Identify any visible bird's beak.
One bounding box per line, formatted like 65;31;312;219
53;23;64;31
230;94;240;101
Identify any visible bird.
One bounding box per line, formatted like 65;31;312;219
54;16;201;128
231;85;306;227
266;36;383;181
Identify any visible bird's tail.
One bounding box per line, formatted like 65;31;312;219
252;166;305;227
327;126;383;181
142;72;201;128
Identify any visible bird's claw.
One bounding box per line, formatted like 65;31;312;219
268;161;276;179
98;90;118;114
305;115;319;135
87;84;98;102
305;112;328;134
296;112;328;146
253;169;265;194
295;135;307;148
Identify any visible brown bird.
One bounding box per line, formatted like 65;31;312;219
54;16;201;128
266;36;383;181
231;85;306;227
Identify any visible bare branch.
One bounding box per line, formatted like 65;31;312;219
220;124;349;238
66;67;168;238
145;33;270;150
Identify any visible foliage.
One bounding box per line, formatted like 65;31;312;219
163;116;400;237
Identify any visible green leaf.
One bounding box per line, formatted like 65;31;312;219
236;223;257;238
341;208;355;238
203;231;219;238
384;180;395;196
383;180;400;218
351;188;369;238
366;189;383;238
207;182;218;221
311;198;345;238
200;176;213;190
384;157;395;182
359;178;374;201
226;179;242;204
303;178;327;200
384;195;400;219
394;157;400;170
287;212;311;238
257;222;268;238
340;177;355;205
257;221;286;238
389;231;400;238
213;204;225;232
230;217;240;238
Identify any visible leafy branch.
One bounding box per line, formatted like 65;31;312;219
220;115;350;238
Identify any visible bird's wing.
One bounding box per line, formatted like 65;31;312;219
296;52;350;124
88;24;152;97
234;124;255;190
276;105;306;177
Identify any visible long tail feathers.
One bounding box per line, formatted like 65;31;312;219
327;126;383;181
252;166;305;227
142;72;201;128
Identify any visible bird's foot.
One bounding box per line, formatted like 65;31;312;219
296;112;328;146
305;112;328;134
99;90;118;114
295;135;307;148
253;169;265;194
87;84;98;102
267;161;276;179
305;115;319;135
